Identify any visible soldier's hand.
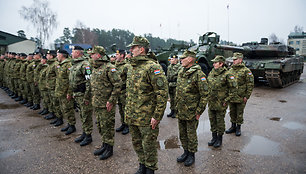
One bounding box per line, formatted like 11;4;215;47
151;118;159;130
196;114;201;120
223;102;227;107
67;95;72;101
243;97;248;104
106;102;113;112
84;100;90;105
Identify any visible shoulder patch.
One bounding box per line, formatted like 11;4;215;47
230;76;235;80
68;67;71;70
57;65;60;68
111;68;117;72
248;72;252;75
201;77;206;81
85;66;90;70
154;69;161;75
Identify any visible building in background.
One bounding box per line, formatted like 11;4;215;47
0;30;36;54
288;32;306;58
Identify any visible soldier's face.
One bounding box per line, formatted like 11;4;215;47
213;62;223;69
90;53;101;60
130;46;143;57
170;58;178;64
181;56;192;67
72;50;81;59
233;58;242;65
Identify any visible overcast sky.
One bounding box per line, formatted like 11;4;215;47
0;0;305;48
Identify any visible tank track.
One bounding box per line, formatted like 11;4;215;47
265;69;301;88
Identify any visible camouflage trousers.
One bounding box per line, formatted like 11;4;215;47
49;91;61;118
24;81;31;101
74;96;93;135
178;119;199;153
13;79;19;95
18;79;24;97
40;90;49;110
94;107;115;146
118;92;126;124
208;108;226;134
169;87;176;110
59;96;76;125
30;83;40;104
229;102;246;125
130;125;159;171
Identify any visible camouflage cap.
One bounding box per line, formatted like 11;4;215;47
211;55;225;63
180;50;197;59
92;46;106;55
233;52;243;60
127;36;150;48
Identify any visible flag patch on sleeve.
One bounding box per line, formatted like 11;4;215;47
230;76;235;79
248;72;252;75
57;65;60;68
85;66;90;70
201;77;206;81
154;69;161;75
111;68;117;72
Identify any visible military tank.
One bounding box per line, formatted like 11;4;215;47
222;38;304;88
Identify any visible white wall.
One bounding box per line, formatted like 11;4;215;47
7;40;36;54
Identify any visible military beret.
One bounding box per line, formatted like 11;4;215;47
46;50;56;55
211;55;225;63
11;52;17;55
92;46;106;55
42;55;47;59
116;49;125;54
29;53;34;56
233;52;243;60
57;49;69;55
180;50;197;59
20;53;27;57
86;48;93;54
127;36;150;48
34;52;41;55
72;45;84;51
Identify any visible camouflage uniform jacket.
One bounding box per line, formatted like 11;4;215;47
207;67;238;110
4;59;11;78
176;64;209;120
9;58;17;78
13;59;22;79
115;60;130;93
228;63;254;103
167;63;182;88
69;56;91;100
20;60;29;81
34;63;46;83
38;64;49;91
26;60;39;83
45;58;58;90
125;55;168;126
55;58;72;97
91;59;122;108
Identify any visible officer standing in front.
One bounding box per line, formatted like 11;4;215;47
125;36;168;174
226;53;254;136
207;55;237;148
166;54;182;118
69;46;93;146
175;50;208;166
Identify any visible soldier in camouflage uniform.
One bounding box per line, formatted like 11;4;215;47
226;53;254;136
115;49;130;135
166;54;182;118
8;52;17;98
90;46;122;160
12;54;22;100
69;46;93;146
175;50;208;166
20;53;33;105
37;56;50;115
14;53;27;102
125;36;168;174
0;54;4;88
207;55;238;148
55;50;77;135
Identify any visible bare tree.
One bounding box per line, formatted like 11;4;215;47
19;0;57;48
294;25;304;33
72;21;97;45
269;33;279;43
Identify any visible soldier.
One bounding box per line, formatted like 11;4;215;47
125;36;168;174
226;53;254;136
110;55;116;65
56;50;76;135
166;54;182;118
15;53;27;102
207;55;237;148
20;53;33;105
175;50;208;166
37;55;49;115
115;49;130;135
69;46;93;146
90;46;122;160
0;54;5;88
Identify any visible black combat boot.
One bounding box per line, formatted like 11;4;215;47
116;124;125;132
135;163;146;174
122;125;129;135
38;109;45;115
75;132;86;143
225;122;236;134
177;150;189;162
167;110;175;117
11;94;18;99
80;134;92;146
145;168;155;174
50;118;58;124
41;109;49;115
54;118;63;127
236;125;241;136
32;104;40;110
61;124;70;132
9;92;15;97
20;99;27;104
25;101;33;107
65;125;76;135
15;96;22;102
94;143;106;156
184;152;195;166
171;111;176;118
208;132;218;146
44;112;55;120
99;143;113;160
30;105;35;109
213;134;223;148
